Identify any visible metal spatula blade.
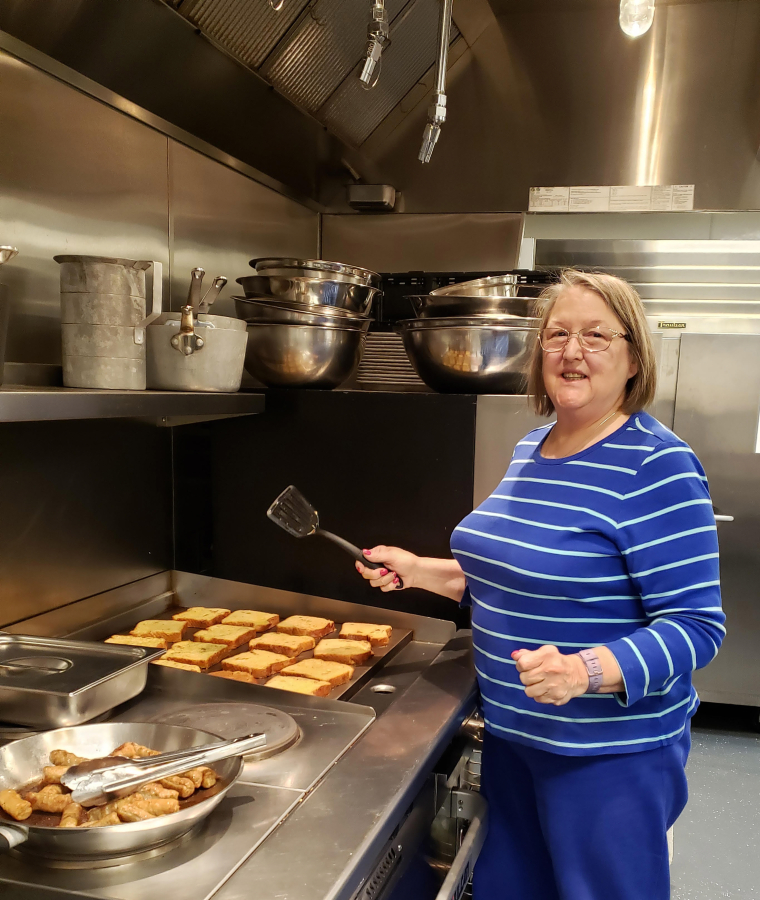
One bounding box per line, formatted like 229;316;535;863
266;485;403;587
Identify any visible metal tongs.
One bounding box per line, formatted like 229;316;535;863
359;0;389;90
61;732;267;807
418;0;454;163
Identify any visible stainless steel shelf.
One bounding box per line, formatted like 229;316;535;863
0;386;265;424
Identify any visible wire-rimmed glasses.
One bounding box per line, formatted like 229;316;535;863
540;326;630;353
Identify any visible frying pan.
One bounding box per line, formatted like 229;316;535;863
0;722;243;864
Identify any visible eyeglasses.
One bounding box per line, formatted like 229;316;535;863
540;326;631;353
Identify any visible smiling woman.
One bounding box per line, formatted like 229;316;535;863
355;269;725;900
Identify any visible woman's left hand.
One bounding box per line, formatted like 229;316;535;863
512;645;589;706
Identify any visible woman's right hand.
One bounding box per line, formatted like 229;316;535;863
355;545;419;592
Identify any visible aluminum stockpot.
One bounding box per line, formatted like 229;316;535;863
0;722;241;864
430;274;546;299
250;258;381;288
407;294;539;319
236;275;378;315
397;317;538;394
233;296;370;330
245;322;365;388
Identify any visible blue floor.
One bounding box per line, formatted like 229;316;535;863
671;706;760;899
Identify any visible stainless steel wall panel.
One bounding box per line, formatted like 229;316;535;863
261;0;409;113
168;141;318;317
0;51;169;365
321;212;523;272
320;1;458;147
177;0;310;69
673;333;760;705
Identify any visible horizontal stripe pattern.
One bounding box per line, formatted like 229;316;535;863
451;411;725;757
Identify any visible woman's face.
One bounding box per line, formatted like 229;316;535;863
542;286;638;418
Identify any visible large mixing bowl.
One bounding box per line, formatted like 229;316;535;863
250;258;381;288
408;294;539;319
234;278;376;316
245;322;365;389
397;318;538;394
430;274;545;298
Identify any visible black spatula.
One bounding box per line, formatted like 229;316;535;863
267;485;403;588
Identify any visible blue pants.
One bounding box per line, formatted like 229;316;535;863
473;729;690;900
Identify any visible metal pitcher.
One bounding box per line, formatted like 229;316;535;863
53;255;163;390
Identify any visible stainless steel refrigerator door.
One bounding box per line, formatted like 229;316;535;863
673;332;760;706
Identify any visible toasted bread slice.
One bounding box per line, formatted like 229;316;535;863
172;607;230;627
209;670;255;684
221;610;280;632
193;624;256;649
151;659;201;672
339;623;393;646
249;632;315;658
277;615;335;639
280;658;353;686
222;650;292;678
130;620;186;643
164;641;228;669
265;675;332;697
314;639;372;666
105;634;167;649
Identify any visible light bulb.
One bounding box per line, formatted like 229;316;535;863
619;0;654;36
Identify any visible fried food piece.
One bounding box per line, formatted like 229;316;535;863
210;670;255;684
117;802;155;823
82;812;120;827
140;782;179;800
277;615;335;640
50;750;86;767
0;789;32;821
164;641;229;669
221;649;292;678
181;766;216;789
313;639;372;666
105;634;167;649
221;610;279;632
111;742;159;759
59;802;84;828
339;622;393;646
130;620;186;643
172;607;230;627
280;658;353;686
86;799;122;822
152;659;202;672
131;796;180;816
193;624;256;649
265;674;332;697
28;784;71;814
159;776;195;798
248;632;315;658
43;765;69;785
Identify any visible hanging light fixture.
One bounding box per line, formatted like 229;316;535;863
619;0;655;36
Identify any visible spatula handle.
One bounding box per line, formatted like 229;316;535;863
317;530;404;589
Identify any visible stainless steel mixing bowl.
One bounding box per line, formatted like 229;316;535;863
233;293;372;327
407;294;539;319
245;322;365;389
397;318;538;393
430;274;545;298
236;275;378;315
249;258;381;288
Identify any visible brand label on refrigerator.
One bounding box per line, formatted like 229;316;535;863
529;185;695;212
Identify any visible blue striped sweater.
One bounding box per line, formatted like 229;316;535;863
450;411;725;756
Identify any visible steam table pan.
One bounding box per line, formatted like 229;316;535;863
0;634;163;729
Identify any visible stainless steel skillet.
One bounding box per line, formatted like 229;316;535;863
0;722;243;864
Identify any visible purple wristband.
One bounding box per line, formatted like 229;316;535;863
577;649;603;693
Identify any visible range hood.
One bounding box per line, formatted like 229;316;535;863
163;0;460;148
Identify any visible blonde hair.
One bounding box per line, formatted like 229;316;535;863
528;269;656;417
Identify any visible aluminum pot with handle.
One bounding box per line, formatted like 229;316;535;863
0;722;249;863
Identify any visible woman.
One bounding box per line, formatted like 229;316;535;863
356;270;725;900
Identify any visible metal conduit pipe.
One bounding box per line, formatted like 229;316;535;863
359;0;390;90
419;0;454;163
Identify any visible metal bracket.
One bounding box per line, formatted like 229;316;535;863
170;305;205;356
